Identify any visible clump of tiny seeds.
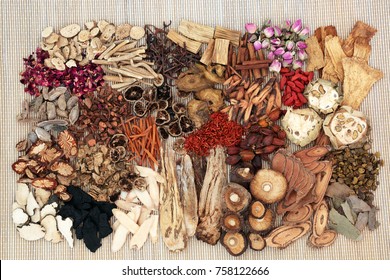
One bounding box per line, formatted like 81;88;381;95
326;143;383;204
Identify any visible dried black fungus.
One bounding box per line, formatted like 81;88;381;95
58;186;116;252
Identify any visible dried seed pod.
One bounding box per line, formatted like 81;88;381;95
250;200;266;219
167;120;182;137
156;110;171;126
227;146;240;155
225;155;242;166
247;208;274;234
308;230;337;248
222;211;244;233
250;169;287;204
239;150;255;162
172;102;187;115
282;205;313;225
221;231;248;256
158;127;169;140
179;115;194;134
222;183;251;213
133;99;148;117
248;233;266;251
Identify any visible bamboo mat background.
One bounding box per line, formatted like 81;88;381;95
1;0;389;260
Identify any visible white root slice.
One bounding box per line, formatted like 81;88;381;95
16;183;29;206
130;216;154;250
112;220;121;232
12;202;25;211
56;216;74;248
26;191;40;216
12;208;29;225
149;214;159;243
112;209;139;234
112;210;139;252
125;189;137;202
146;176;159;209
138;206;151;225
35;188;51;208
133;189;154;210
115;200;139;211
119;190;128;200
30;208;41;223
40;203;57;219
135;165;165;183
41;215;63;243
17;223;45;241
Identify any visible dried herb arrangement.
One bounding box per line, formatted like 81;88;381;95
11;18;384;256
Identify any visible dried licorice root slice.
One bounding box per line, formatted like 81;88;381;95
308;230;337;248
282;204;313;225
265;221;311;249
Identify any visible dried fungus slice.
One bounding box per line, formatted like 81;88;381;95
312;200;329;237
248;233;266;251
31;177;58;190
221;231;248;256
17;223;45;241
50;161;74;177
308;230;337;248
58;130;78;158
250;169;287;204
282;204;313;225
265;221;311;249
222;183;251;213
222;211;243;233
248;209;274;234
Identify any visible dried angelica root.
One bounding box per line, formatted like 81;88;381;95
196;146;227;245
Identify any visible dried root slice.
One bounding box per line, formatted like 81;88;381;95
17;223;45;241
56;216;74;248
308;230;337;248
31;177;58;190
27;141;48;157
222;183;251;213
250;169;287;204
265;221;311;249
39;147;62;163
248;233;266;251
58;130;78;158
16;183;29;206
41;215;63;243
294;146;331;165
282;205;313;225
248;209;274;234
221;231;248;256
50;161;74;177
12;208;29;225
12;159;28;174
312;200;329;237
222;212;244;233
250;200;266;219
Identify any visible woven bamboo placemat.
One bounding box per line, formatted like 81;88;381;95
1;0;389;260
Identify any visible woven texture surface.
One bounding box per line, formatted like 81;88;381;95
1;0;389;260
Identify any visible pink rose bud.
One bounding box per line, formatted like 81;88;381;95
274;26;282;37
253;40;262;51
274;47;285;56
282;59;293;67
292;59;303;69
267;51;275;60
270;38;281;46
286;40;295;51
292;19;302;33
298;49;308;60
282;51;293;60
296;41;307;49
261;39;270;49
269;60;281;73
263;27;274;38
285;19;292;30
245;23;257;34
299;27;310;38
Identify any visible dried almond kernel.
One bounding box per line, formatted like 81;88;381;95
31;177;58;190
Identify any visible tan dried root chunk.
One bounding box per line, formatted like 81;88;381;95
50;162;74;177
116;23;132;40
308;230;337;248
353;38;371;63
314;26;338;52
342;21;377;57
312;200;329;237
306;36;325;71
342;57;383;109
325;36;347;82
265;221;311;249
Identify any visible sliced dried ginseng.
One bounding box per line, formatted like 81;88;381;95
222;182;251;213
250;169;287;204
249;200;266;219
308;230;337;248
50;161;74;177
306;36;325;71
60;23;81;38
221;231;248;256
341;57;383;109
265;221;312;249
282;204;313;225
222;211;243;233
57;130;78;158
248;208;274;234
312;200;329;237
248;233;266;251
31;177;58;190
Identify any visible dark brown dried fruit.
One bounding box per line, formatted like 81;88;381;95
124;85;143;101
239;150;255;162
226;155;241;165
227;146;241;155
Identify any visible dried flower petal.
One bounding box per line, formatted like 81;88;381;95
245;23;257;34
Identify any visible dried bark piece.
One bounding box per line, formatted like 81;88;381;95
214;26;241;47
325;36;347;81
167;29;202;54
178;20;214;43
312;200;328;237
250;169;287;204
341;57;383;109
211;38;230;65
328;208;361;240
248;233;266;251
282;204;313;225
306;36;325;71
314;25;338;53
265;221;311;249
200;39;215;66
221;231;248;256
342;21;377;57
31;178;58;190
294;146;330;165
353;38;371;63
308;230;337;248
346;195;371;213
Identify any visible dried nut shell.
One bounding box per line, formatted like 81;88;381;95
282;204;313;225
265;221;312;249
167;120;182;137
31;177;58;190
130;26;145;40
248;233;266;251
308;230;337;248
250;169;287;204
221;231;248;256
60;24;81;38
312;200;329;237
42;26;54;38
248;209;274;233
222;182;251;213
222;211;243;233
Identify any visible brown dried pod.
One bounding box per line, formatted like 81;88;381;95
250;169;287;204
227;146;240;155
179;115;194;134
225;155;242;166
222;183;251;213
57;130;77;158
248;233;266;251
308;230;337;248
239;150;255;162
31;177;58;190
158;126;169;140
312;200;329;237
247;208;274;234
282;205;313;225
222;211;244;233
250;200;266;219
133;99;148;117
167;120;182;137
265;221;312;249
221;231;248;256
172;102;187;115
50;161;74;177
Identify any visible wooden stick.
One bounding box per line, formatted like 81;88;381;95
257;49;269;77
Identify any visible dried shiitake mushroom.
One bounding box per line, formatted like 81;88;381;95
222;211;244;233
247;208;274;234
250;200;266;219
222;183;251;213
250;169;287;204
230;162;255;186
248;233;266;251
221;231;248;256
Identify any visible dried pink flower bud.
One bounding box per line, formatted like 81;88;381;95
263;27;274;38
292;19;302;33
254;41;262;51
274;47;285;56
269;60;281;72
245;23;258;34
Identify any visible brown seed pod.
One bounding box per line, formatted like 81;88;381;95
250;169;287;204
250;200;266;219
222;211;244;233
312;200;329;237
308;230;337;248
222;183;251;213
282;205;313;225
247;208;274;234
248;233;266;251
221;231;248;256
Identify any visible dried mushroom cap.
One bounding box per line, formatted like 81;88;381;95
222;183;251;213
222;211;244;233
304;79;342;114
248;233;266;251
323;105;368;149
248;209;274;234
221;231;248;256
281;108;323;147
250;200;266;219
31;177;58;190
250;169;287;204
308;230;337;248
